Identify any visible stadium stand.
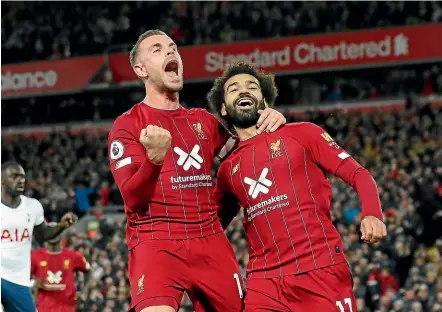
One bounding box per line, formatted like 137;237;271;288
2;2;442;63
2;1;442;312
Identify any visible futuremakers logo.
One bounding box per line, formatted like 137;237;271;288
244;168;272;199
174;145;204;171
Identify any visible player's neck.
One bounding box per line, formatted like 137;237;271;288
47;247;62;254
1;191;21;208
144;83;179;110
234;126;259;141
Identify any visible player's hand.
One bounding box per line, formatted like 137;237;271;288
59;212;78;229
139;125;172;164
361;216;387;244
35;277;46;290
256;108;286;134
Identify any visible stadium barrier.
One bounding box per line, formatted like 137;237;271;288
2;95;441;138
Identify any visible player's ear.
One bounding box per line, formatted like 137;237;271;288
133;63;148;79
221;103;227;117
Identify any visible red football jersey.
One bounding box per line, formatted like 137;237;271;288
108;103;235;244
215;122;356;279
31;248;89;312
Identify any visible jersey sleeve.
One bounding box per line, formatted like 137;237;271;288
214;161;241;230
72;252;90;273
33;199;45;226
294;123;383;220
108;116;150;179
108;116;163;212
200;110;237;160
293;122;353;174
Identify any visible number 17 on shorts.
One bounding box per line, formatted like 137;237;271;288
233;273;244;299
336;297;354;312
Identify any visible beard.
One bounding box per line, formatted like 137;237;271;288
224;95;266;129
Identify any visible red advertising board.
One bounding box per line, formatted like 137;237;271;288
1;56;105;97
2;24;441;97
109;23;442;83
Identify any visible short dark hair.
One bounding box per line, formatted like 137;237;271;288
1;161;22;173
129;29;167;67
206;61;278;115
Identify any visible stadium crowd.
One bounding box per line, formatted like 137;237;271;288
2;1;442;63
2;102;442;312
2;63;442;127
2;1;442;312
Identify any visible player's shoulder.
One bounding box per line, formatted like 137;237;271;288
110;103;144;133
280;122;324;137
283;121;321;131
217;152;239;177
63;248;81;258
187;108;218;122
32;247;45;256
20;195;43;209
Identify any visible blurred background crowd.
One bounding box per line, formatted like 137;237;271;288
2;1;442;312
2;1;442;63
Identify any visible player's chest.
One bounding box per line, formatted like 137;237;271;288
144;116;214;173
228;137;307;202
37;257;72;278
0;207;34;242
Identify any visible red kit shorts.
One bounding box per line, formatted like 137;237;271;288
128;232;244;312
244;262;356;312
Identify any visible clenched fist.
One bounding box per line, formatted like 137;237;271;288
59;212;78;229
139;125;172;164
361;216;387;244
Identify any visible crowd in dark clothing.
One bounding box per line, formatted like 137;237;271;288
2;1;442;64
2;104;442;312
2;2;442;311
2;63;442;128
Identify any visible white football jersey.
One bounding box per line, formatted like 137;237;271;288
1;195;45;286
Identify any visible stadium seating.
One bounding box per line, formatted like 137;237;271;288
2;2;441;63
2;103;441;311
2;1;442;311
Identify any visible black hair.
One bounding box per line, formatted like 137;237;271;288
1;161;22;173
206;60;278;115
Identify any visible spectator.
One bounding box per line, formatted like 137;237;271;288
1;3;442;311
379;267;400;295
2;1;442;64
100;182;111;207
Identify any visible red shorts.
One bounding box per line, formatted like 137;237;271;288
128;232;244;312
244;262;356;312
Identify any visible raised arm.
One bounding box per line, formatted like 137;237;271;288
34;213;77;244
296;122;386;244
109;119;170;213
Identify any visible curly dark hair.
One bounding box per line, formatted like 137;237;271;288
206;61;278;115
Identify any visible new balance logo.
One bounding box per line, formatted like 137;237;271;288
244;168;272;199
174;145;204;171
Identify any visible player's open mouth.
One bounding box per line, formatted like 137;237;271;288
235;97;255;110
16;185;24;191
164;60;179;78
